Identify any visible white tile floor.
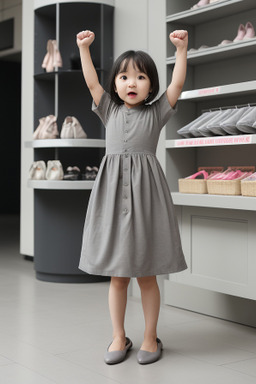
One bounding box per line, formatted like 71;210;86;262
1;215;256;384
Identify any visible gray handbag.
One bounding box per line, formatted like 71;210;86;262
220;106;250;135
237;106;256;133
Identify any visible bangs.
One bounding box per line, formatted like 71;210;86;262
118;54;148;76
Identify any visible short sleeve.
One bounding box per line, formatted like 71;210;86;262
154;91;177;128
92;91;114;127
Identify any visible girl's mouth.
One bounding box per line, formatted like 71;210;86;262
128;92;137;98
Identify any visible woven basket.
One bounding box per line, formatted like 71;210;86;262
178;179;207;194
207;179;241;195
241;181;256;197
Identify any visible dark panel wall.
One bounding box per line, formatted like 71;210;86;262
0;61;21;214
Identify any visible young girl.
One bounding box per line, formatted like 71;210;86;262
77;29;188;365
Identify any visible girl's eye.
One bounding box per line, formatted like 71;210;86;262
138;75;146;80
120;75;127;80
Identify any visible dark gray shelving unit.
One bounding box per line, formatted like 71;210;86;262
32;1;114;283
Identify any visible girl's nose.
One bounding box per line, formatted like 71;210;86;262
128;80;136;87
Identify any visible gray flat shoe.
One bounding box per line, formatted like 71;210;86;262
137;338;163;365
104;337;133;365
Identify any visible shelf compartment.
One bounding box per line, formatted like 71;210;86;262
172;192;256;211
166;134;256;148
178;80;256;101
25;139;106;148
167;39;256;66
34;69;104;80
28;180;94;190
166;0;256;25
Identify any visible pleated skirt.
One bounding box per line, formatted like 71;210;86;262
79;153;187;277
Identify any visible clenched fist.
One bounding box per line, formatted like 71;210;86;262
76;30;95;49
169;30;188;49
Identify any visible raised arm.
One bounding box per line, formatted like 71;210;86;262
76;30;104;106
167;30;188;108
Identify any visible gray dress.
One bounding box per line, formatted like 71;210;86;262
79;91;187;277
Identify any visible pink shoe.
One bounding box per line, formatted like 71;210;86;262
224;171;244;180
186;170;208;179
244;22;255;40
208;172;222;180
233;24;246;42
222;171;234;180
210;170;232;180
42;40;63;73
218;39;232;46
191;0;210;10
207;171;220;179
243;172;256;181
52;40;63;68
239;172;252;180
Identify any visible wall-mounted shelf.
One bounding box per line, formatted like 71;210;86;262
166;0;255;25
172;192;256;211
167;39;256;66
25;139;106;148
166;134;256;148
178;80;256;101
28;180;94;190
34;69;104;81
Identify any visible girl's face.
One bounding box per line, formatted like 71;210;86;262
114;60;152;108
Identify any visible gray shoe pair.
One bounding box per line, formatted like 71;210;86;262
137;338;163;365
104;337;163;365
104;337;133;365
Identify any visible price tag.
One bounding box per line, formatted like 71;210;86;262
197;87;220;96
174;135;252;147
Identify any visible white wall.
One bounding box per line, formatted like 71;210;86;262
20;0;34;256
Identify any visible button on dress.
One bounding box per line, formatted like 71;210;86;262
79;91;187;277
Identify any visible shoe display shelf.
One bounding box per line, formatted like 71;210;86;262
31;0;114;283
26;139;105;149
26;138;105;190
164;0;256;304
166;0;255;25
28;180;94;190
167;38;256;65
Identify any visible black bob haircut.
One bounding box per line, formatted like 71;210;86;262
107;50;160;105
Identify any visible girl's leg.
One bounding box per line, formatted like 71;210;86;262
137;276;160;352
108;276;130;351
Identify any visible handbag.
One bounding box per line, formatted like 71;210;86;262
33;115;59;139
29;161;46;180
60;116;87;139
45;160;64;180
